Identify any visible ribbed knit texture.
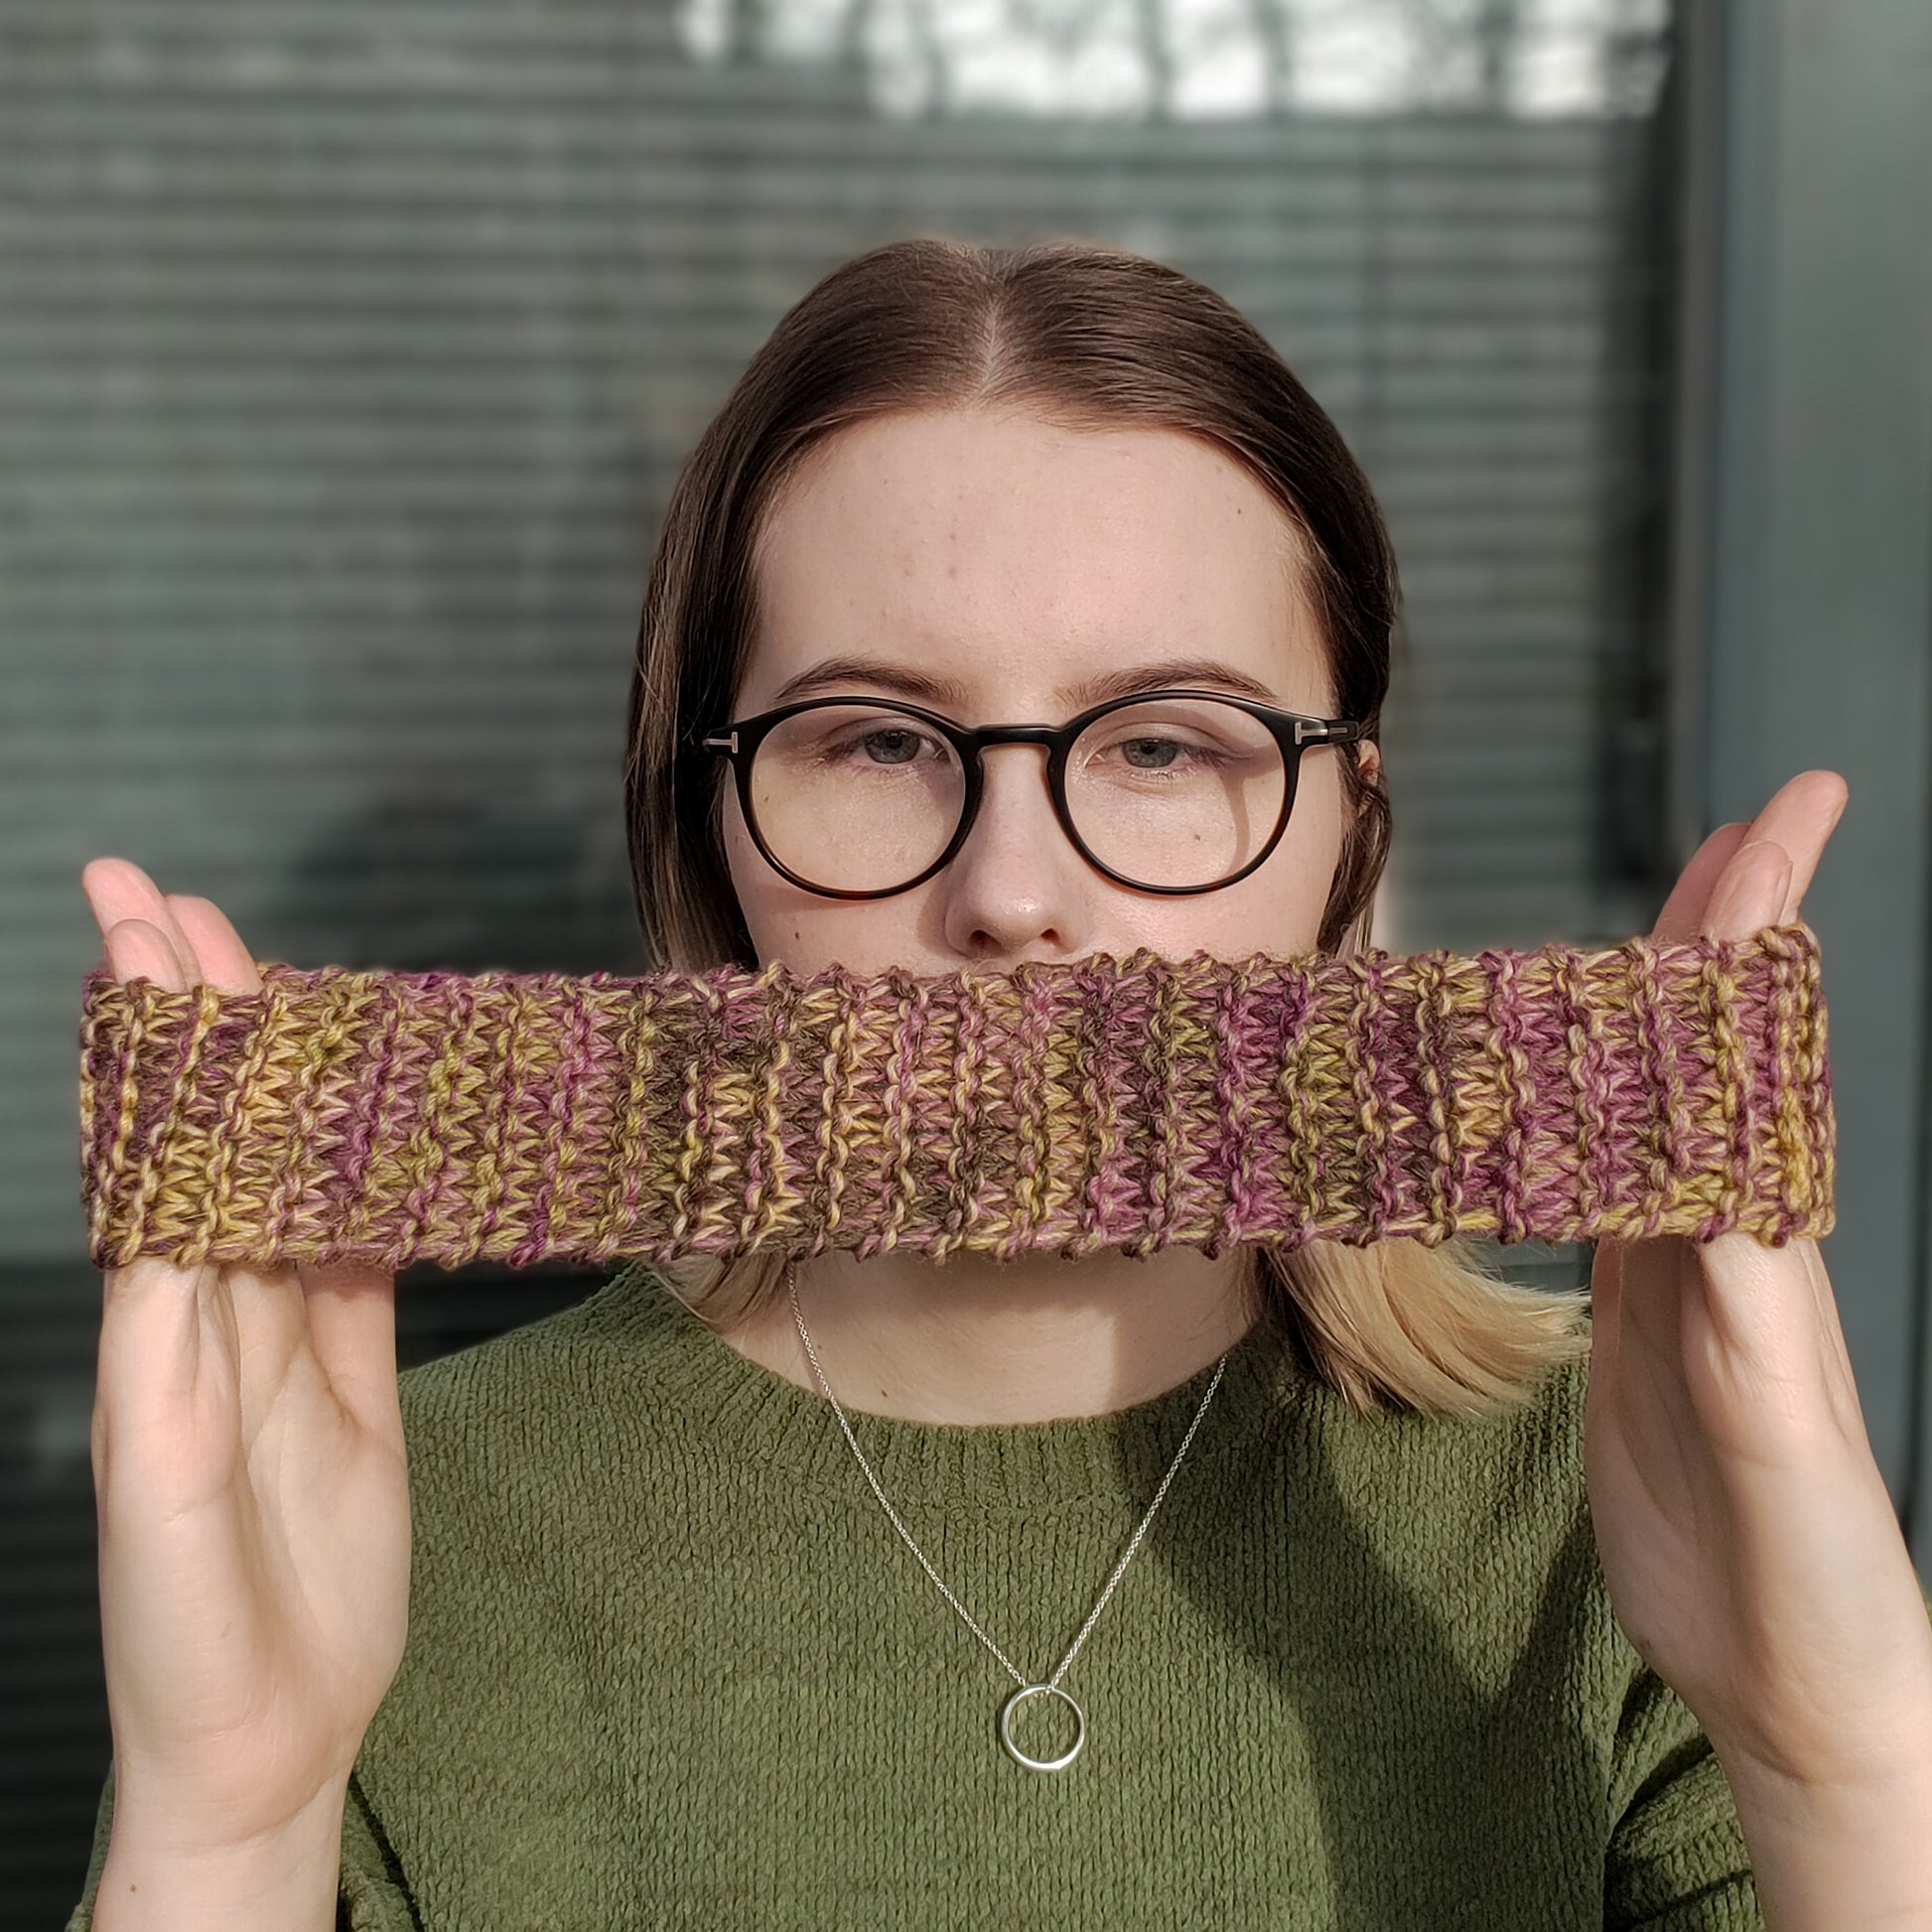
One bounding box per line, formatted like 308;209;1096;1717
66;1260;1767;1930
76;919;1833;1275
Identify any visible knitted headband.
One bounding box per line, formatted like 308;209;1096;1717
76;920;1834;1275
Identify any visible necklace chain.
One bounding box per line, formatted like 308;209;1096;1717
783;1256;1234;1770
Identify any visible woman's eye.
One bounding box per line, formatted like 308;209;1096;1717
857;728;926;764
811;724;940;768
1100;735;1222;771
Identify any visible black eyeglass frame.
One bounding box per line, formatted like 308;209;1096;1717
700;688;1368;900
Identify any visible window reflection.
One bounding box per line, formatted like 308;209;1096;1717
679;0;1670;121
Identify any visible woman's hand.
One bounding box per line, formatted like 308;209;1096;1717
80;858;412;1855
1583;770;1932;1794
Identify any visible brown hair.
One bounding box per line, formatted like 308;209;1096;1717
622;234;1591;1419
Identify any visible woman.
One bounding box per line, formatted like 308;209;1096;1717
69;239;1931;1929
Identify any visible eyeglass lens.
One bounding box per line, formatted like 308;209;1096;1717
747;697;1289;893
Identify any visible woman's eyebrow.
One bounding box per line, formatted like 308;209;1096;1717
766;653;1284;711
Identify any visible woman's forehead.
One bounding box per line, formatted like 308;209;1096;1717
746;408;1323;708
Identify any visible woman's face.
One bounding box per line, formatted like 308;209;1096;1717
720;405;1379;978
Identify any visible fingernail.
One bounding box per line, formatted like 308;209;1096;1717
1713;843;1790;929
1752;851;1794;921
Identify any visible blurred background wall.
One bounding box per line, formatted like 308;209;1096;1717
5;1;1930;1923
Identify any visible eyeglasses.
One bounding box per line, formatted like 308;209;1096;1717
701;689;1366;899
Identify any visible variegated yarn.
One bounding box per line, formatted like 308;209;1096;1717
76;920;1834;1274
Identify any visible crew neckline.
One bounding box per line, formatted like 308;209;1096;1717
579;1258;1321;1515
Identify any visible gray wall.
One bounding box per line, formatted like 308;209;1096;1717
1666;0;1932;1548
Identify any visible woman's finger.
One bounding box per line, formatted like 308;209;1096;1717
1650;822;1751;942
1650;772;1846;944
100;914;195;994
1704;839;1794;938
83;859;197;987
166;892;264;997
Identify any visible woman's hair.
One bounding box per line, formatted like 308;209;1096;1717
621;234;1592;1420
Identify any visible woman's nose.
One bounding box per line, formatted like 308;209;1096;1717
963;740;1065;851
939;742;1089;947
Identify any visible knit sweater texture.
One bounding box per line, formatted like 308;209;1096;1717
66;1258;1768;1930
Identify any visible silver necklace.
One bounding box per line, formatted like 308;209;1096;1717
783;1256;1234;1772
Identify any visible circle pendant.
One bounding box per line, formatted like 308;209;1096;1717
998;1683;1085;1771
